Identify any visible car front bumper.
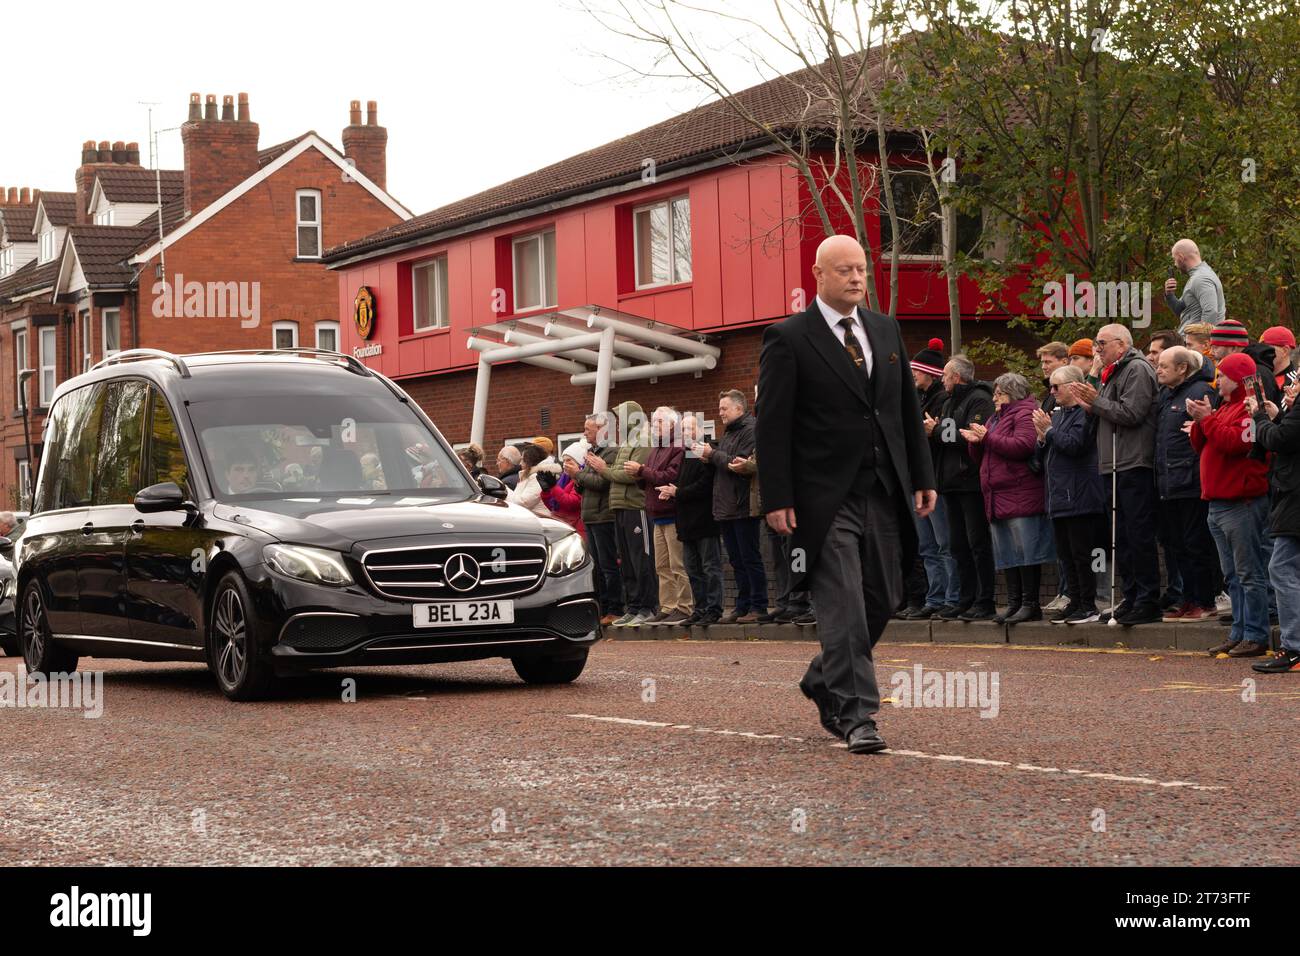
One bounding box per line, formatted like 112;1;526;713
244;561;602;672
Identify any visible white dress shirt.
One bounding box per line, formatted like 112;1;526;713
816;295;873;377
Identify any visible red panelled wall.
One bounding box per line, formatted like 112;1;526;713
337;157;808;379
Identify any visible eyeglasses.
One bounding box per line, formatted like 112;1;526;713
1049;385;1061;392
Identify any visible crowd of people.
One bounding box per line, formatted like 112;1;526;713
472;392;810;629
466;238;1298;676
902;239;1298;675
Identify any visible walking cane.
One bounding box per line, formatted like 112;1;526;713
1107;429;1119;627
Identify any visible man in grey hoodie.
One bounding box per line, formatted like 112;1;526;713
1063;323;1161;624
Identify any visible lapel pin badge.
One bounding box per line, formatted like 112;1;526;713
889;352;898;364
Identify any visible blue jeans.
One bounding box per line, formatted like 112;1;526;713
916;495;960;607
720;517;768;614
682;535;724;616
1207;498;1270;646
1269;535;1300;654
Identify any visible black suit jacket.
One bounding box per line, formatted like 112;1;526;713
756;302;936;589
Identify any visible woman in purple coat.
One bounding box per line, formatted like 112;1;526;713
961;373;1054;624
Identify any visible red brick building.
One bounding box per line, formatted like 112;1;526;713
0;94;410;508
324;69;1036;464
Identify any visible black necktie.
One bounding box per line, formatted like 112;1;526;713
839;317;867;377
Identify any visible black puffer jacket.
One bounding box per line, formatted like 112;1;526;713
1154;362;1216;500
1254;400;1300;536
934;381;995;495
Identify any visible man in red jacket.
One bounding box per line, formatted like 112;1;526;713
1187;352;1272;656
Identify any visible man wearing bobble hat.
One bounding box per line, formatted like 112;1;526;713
903;338;961;619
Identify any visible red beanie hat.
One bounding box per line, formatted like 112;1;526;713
1216;352;1256;386
1260;326;1296;349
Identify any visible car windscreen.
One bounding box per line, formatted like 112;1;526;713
186;394;473;501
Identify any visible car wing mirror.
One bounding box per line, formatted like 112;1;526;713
0;536;12;558
134;481;196;514
477;474;509;500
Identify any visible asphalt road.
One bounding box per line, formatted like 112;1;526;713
1;640;1296;865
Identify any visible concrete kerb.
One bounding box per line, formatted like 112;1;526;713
601;619;1270;652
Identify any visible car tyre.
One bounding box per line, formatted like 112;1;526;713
207;572;277;701
511;649;589;685
19;581;78;674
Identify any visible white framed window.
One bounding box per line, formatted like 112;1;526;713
17;461;31;511
39;230;55;264
80;310;92;372
315;321;339;352
412;256;449;330
511;230;556;312
0;246;13;277
102;309;121;360
296;189;322;259
38;326;56;407
272;321;299;350
634;195;692;288
93;208;115;227
13;328;27;409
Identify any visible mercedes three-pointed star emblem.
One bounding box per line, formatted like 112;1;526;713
443;552;481;593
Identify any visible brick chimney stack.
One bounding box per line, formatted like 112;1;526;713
182;91;260;216
342;99;387;191
74;134;144;223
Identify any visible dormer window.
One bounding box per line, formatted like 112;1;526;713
0;246;12;277
94;207;115;226
39;230;55;264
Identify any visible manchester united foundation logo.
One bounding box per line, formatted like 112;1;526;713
353;286;376;339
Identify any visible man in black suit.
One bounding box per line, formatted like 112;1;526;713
757;235;937;754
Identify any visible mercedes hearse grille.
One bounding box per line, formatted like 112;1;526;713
361;542;548;600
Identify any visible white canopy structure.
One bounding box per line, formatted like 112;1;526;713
464;305;721;446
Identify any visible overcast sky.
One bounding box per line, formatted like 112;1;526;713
3;0;804;216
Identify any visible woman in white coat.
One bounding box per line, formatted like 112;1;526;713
507;443;561;519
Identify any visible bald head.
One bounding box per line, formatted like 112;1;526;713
1171;238;1202;271
812;235;868;314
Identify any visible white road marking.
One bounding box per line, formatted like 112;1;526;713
565;714;1226;792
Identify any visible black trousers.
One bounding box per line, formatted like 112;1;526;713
946;491;995;607
802;485;901;736
1157;497;1217;608
586;520;624;615
614;508;658;616
1108;468;1161;608
1053;514;1104;609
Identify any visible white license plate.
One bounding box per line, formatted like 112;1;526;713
412;600;514;628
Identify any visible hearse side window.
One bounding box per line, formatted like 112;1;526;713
92;380;149;506
51;383;106;511
146;388;193;497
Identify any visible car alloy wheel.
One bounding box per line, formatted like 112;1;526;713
213;588;248;690
21;587;46;669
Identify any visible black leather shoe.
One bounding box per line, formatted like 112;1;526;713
938;603;970;620
1005;604;1042;624
992;603;1022;625
846;723;888;754
798;678;841;739
757;611;779;624
959;604;997;622
910;605;943;620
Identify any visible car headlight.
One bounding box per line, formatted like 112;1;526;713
546;532;588;575
263;544;354;587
